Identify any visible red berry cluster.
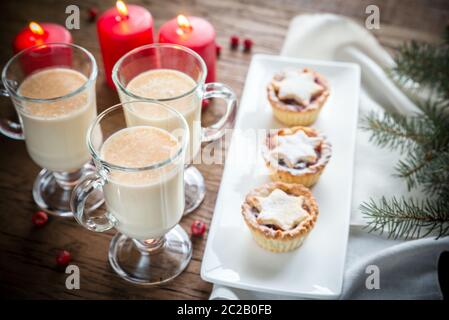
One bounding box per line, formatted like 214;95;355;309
31;211;72;269
229;35;253;52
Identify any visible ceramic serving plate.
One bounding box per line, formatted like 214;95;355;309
201;54;360;299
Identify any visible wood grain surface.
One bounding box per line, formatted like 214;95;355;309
0;0;447;299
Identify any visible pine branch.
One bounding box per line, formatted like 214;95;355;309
419;100;449;150
363;100;449;193
443;25;449;45
419;151;449;197
394;149;434;190
393;41;449;100
361;197;449;240
361;111;430;152
361;32;449;240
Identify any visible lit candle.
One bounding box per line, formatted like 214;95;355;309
13;21;72;53
12;22;73;74
97;0;154;88
159;15;216;83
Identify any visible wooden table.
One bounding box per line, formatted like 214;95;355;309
0;0;447;299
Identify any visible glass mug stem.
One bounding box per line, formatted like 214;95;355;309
0;84;24;140
53;168;87;190
132;238;165;255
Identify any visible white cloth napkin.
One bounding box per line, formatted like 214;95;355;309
210;14;448;300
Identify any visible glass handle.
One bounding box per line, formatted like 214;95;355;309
70;174;113;232
0;84;24;140
201;82;237;143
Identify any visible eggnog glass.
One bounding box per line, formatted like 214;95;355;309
0;43;102;217
71;101;191;285
112;43;237;214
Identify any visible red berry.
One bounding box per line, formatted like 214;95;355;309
88;7;98;22
216;44;222;58
230;35;239;49
243;38;253;52
191;220;207;237
202;99;210;109
32;211;48;227
56;250;71;267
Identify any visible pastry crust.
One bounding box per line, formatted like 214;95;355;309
241;182;318;253
262;126;332;187
267;68;330;126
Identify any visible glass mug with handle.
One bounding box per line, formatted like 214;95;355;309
0;43;103;216
112;43;237;214
71;101;191;285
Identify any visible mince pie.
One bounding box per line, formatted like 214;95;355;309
267;68;330;126
262;126;331;187
241;182;318;252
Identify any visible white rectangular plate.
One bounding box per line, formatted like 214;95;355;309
201;54;360;299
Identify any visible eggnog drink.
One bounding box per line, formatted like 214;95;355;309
100;126;184;240
121;69;201;162
18;67;96;172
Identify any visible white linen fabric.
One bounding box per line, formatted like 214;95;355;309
209;14;449;300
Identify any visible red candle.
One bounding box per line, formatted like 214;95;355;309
13;22;72;53
97;1;154;88
12;22;72;74
159;15;216;83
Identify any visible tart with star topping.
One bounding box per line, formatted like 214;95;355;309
267;68;329;126
241;182;318;252
262;126;331;187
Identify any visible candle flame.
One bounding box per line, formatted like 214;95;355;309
176;15;192;35
116;0;128;17
29;22;44;36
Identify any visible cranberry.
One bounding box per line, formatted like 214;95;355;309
88;7;98;22
32;211;48;227
230;35;240;50
216;44;222;58
191;220;207;237
56;250;71;267
202;99;210;109
243;38;253;52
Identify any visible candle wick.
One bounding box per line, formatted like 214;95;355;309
115;14;129;22
176;25;193;36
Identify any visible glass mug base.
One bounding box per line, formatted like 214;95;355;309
108;225;192;285
184;166;206;215
33;162;104;217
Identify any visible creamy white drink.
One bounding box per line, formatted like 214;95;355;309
101;126;184;240
121;69;201;163
18;68;96;172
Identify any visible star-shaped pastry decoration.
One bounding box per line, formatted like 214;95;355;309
274;71;323;105
271;130;321;167
255;189;308;231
